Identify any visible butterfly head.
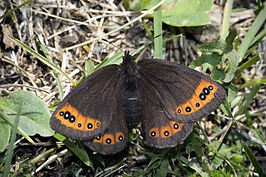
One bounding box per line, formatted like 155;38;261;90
121;51;136;68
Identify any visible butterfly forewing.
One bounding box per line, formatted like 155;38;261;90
138;59;226;123
50;65;124;140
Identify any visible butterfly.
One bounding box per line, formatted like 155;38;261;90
50;51;226;155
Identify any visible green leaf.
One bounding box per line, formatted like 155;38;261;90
190;53;221;68
225;29;237;49
0;91;54;147
162;0;213;26
223;49;239;83
210;141;233;169
231;154;244;164
190;53;225;82
53;133;91;167
85;60;95;76
0;112;10;152
186;133;204;158
227;84;238;103
128;0;213;27
210;170;232;177
199;39;227;54
156;158;169;177
190;30;240;84
178;155;209;177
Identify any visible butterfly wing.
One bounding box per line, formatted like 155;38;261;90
138;59;226;122
138;59;225;148
82;99;129;155
141;90;194;148
50;65;124;140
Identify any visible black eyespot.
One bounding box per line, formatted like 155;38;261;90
174;123;179;129
164;131;169;136
185;106;191;112
118;135;123;141
151;131;156;137
69;116;75;123
96;122;100;127
203;88;210;95
96;136;101;140
87;123;93;129
106;138;111;144
177;109;181;113
196;103;200;107
78;123;82;127
64;111;70;119
59;112;64;116
199;93;206;100
208;85;213;90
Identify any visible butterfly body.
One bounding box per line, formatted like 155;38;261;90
121;58;142;126
50;52;226;155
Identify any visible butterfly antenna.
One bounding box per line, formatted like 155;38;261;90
124;51;130;58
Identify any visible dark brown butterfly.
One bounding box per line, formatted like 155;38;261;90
50;51;226;155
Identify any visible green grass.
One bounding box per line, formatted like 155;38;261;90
3;102;22;177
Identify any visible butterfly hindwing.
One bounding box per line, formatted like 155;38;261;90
50;65;124;140
138;59;226;123
141;90;194;148
82;99;129;155
137;59;225;147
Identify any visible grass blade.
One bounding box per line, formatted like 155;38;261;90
238;3;266;61
3;102;22;177
10;37;76;86
153;1;163;59
243;143;266;176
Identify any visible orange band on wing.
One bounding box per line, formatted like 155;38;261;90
93;132;125;145
175;79;218;115
149;121;183;139
55;103;101;131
